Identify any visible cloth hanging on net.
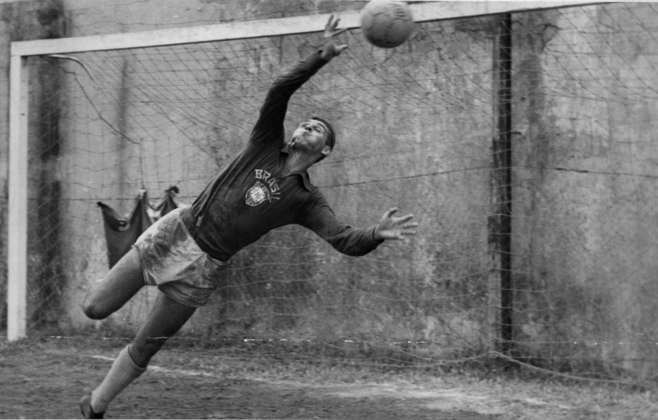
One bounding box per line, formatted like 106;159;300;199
98;186;179;268
148;186;179;222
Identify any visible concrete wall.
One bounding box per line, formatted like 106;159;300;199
0;0;68;331
1;1;656;378
512;5;658;378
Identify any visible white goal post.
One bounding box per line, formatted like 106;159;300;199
7;0;605;341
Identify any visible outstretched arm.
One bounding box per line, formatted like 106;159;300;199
299;190;418;256
250;15;348;145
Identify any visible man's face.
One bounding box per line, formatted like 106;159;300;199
289;119;330;155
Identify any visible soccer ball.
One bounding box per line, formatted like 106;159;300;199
360;0;415;48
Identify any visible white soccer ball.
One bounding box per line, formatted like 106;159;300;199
360;0;415;48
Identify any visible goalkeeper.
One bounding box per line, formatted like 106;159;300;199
79;15;417;419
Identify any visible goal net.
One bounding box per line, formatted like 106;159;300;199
7;2;658;382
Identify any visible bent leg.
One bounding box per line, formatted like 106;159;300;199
128;291;197;366
83;247;145;319
90;291;196;413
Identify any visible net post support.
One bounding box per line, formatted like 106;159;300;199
491;13;514;355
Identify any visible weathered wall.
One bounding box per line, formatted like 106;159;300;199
512;5;658;378
0;0;68;332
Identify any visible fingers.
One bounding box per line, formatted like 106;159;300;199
325;14;339;32
389;229;417;241
325;14;348;38
394;214;414;224
325;14;333;32
332;16;341;31
400;223;418;238
385;207;399;219
400;222;419;230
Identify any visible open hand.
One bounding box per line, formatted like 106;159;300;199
321;14;349;59
375;208;418;241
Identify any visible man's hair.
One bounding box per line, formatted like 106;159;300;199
311;116;336;150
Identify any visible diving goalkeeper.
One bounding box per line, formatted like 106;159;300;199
79;15;417;418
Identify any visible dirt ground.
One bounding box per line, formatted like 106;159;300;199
1;336;656;419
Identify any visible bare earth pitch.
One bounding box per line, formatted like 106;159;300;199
1;337;656;419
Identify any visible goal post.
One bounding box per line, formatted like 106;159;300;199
8;54;29;342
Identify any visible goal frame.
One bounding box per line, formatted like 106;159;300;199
7;0;605;341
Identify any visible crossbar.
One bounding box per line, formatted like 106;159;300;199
11;1;608;57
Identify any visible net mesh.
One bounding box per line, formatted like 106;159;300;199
9;3;658;383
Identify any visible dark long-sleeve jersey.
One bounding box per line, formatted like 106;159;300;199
185;49;384;262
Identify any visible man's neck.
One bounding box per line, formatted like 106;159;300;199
282;150;315;176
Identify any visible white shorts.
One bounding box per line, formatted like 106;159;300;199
133;207;226;307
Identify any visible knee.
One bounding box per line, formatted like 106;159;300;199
127;341;158;368
81;296;109;320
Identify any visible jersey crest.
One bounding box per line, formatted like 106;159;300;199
245;181;270;207
245;169;281;207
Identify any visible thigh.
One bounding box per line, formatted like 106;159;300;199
130;291;196;366
85;247;145;318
